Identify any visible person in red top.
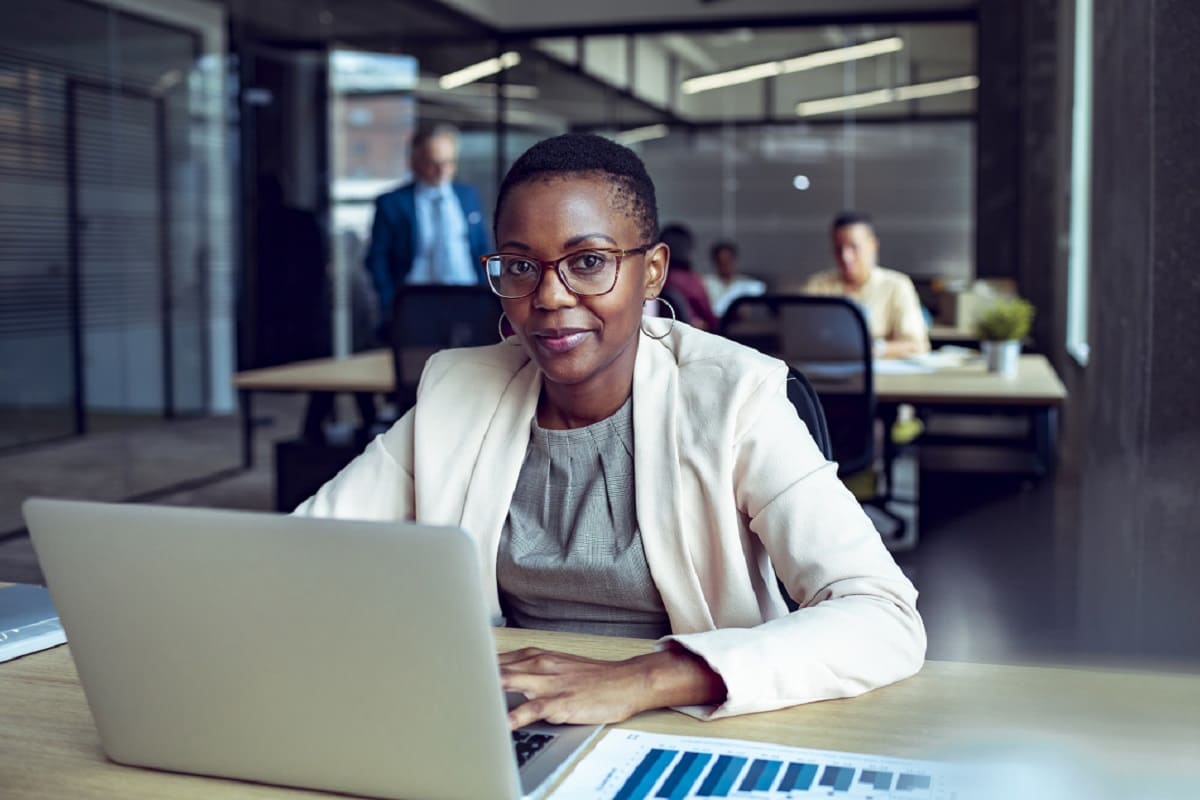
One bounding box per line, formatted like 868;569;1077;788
659;223;720;331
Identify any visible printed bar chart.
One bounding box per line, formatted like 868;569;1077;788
550;730;961;800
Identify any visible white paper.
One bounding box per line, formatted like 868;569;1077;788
872;359;937;375
0;584;66;663
549;728;963;800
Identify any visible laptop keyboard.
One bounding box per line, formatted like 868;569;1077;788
511;730;556;768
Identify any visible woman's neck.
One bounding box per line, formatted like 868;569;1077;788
537;341;638;430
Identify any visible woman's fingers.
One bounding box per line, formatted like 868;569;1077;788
498;648;608;671
498;648;651;729
506;689;633;729
496;647;546;666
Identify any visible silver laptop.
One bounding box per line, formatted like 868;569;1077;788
23;498;601;800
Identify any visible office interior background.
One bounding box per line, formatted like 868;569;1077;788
0;0;1197;668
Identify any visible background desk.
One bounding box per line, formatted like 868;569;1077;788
3;630;1197;798
875;354;1066;476
233;352;394;469
234;350;1067;482
928;324;978;347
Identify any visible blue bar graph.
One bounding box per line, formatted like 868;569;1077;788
755;760;782;791
656;751;712;800
613;748;676;800
819;765;856;792
896;773;932;791
697;755;737;797
695;755;748;797
779;762;818;791
712;756;747;796
860;770;894;791
552;731;955;800
737;759;766;792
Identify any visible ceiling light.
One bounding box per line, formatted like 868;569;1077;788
612;124;670;145
682;37;903;95
417;78;539;99
795;75;979;117
893;75;981;101
438;52;521;90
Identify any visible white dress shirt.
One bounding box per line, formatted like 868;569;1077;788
408;182;476;285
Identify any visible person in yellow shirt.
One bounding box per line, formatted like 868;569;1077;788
803;211;930;358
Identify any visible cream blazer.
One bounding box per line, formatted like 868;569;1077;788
296;318;925;719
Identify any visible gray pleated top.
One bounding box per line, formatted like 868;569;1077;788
496;396;672;639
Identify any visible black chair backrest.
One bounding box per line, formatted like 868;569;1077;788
390;285;501;408
776;366;833;613
785;367;833;461
723;294;874;476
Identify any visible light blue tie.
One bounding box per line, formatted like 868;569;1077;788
430;192;456;282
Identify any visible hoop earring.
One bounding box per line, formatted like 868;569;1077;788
641;296;676;340
497;312;522;346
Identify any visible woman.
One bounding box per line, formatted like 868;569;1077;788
659;222;721;331
296;134;924;728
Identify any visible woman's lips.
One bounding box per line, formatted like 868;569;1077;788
532;329;591;354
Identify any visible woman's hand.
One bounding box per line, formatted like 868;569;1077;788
499;643;727;729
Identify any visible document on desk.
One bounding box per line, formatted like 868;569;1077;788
549;729;962;800
873;359;936;375
874;348;977;375
0;584;66;663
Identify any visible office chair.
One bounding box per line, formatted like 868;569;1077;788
390;285;502;412
786;365;833;462
723;294;908;539
774;366;832;612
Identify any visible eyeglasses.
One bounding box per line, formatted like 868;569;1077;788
482;246;652;299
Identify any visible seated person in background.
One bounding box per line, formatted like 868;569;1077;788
658;223;721;331
296;134;925;726
803;211;930;358
702;240;766;318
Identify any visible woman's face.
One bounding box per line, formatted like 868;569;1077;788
496;176;666;392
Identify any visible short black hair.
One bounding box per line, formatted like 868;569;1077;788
494;133;659;243
710;240;738;259
832;210;875;232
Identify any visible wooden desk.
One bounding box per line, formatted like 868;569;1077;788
234;352;395;395
234;351;1065;411
233;352;395;469
233;351;1067;472
723;320;977;348
3;631;1198;798
874;354;1066;475
873;354;1066;407
928;324;978;346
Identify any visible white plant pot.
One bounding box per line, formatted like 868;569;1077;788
981;339;1021;376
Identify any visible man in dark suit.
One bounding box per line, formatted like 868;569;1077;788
364;124;491;327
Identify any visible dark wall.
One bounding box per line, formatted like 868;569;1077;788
978;0;1200;662
977;0;1079;634
975;0;1022;283
235;43;332;370
1071;0;1200;660
976;0;1062;354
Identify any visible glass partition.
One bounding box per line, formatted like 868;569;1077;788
0;0;226;448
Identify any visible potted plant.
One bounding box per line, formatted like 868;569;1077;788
975;297;1035;376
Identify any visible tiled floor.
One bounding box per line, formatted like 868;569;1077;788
0;398;1073;665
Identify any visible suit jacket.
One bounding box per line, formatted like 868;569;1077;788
295;319;925;719
364;182;492;318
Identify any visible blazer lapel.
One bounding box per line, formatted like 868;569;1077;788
633;329;716;633
458;359;541;622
